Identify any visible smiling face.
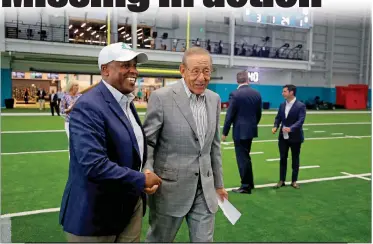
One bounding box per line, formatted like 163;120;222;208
179;53;212;95
101;59;138;94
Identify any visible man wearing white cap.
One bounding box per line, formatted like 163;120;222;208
59;42;162;242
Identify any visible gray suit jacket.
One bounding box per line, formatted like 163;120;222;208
143;80;224;217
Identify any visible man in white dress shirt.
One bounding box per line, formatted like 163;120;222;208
59;42;162;242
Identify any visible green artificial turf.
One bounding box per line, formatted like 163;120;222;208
1;112;371;243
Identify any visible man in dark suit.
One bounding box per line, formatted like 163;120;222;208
49;90;60;116
222;71;262;194
272;84;306;189
59;42;162;242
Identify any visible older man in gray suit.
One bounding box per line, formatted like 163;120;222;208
143;47;228;242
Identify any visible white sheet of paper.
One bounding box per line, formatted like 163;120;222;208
217;196;242;225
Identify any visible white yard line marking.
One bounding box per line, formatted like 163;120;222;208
222;148;263;155
2;122;370;134
0;208;61;219
1;130;65;134
345;135;362;139
2;111;371;117
340;172;371;181
225;173;372;191
313;131;326;133
2;173;371;219
300;165;320;169
1;150;68;156
220;135;371;145
331;133;344;135
266;158;281;162
219;122;371;128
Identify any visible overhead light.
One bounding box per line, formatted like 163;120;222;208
79;33;84;37
87;27;92;31
91;31;96;35
138;36;142;40
96;34;99;38
137;33;142;36
125;34;129;38
100;25;106;30
118;26;124;31
144;38;149;42
137;28;142;33
69;25;72;29
81;23;86;28
74;29;78;34
145;45;151;48
126;37;132;40
121;31;126;34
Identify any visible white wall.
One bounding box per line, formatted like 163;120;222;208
4;8;67;42
4;7;371;89
291;71;327;87
212;67;291;86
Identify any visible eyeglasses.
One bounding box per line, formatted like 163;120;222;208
186;67;212;77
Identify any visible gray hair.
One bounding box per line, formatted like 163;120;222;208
182;47;212;66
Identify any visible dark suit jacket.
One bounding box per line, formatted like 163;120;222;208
59;81;147;236
36;90;46;99
223;85;262;141
50;93;58;103
274;99;306;143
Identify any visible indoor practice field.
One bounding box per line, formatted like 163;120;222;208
0;109;371;243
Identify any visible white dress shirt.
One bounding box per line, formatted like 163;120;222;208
285;97;296;118
102;80;144;169
237;83;248;89
283;97;296;139
181;79;208;147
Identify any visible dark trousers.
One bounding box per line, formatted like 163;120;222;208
234;139;254;188
51;102;60;116
278;138;301;182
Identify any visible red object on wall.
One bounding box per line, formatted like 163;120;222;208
344;88;367;109
221;102;229;109
335;84;368;109
335;86;348;106
347;84;369;106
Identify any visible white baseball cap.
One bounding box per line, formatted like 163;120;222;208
98;42;148;70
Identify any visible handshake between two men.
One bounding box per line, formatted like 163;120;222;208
144;169;162;195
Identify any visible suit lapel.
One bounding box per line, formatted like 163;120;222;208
204;92;214;147
281;102;286;119
130;102;147;162
98;81;141;159
172;81;198;137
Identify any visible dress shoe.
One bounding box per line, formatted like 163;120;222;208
232;187;252;194
273;181;286;189
291;182;300;189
